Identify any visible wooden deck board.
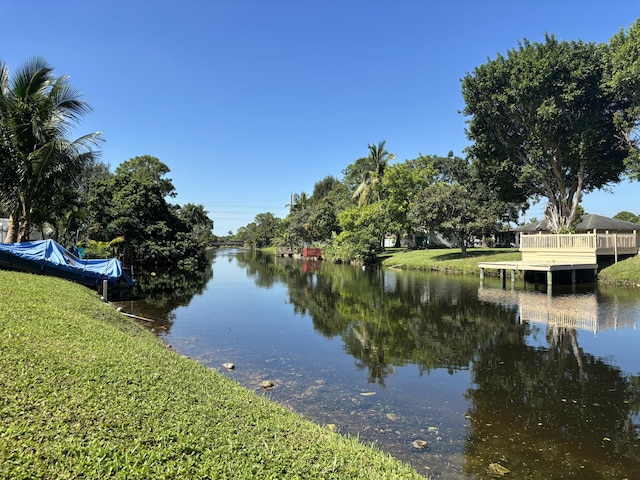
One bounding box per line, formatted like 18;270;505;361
477;261;598;272
477;261;599;286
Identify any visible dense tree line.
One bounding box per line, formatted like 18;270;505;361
3;20;640;267
234;147;521;262
0;58;214;272
235;20;640;261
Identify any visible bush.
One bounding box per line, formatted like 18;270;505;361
323;230;381;264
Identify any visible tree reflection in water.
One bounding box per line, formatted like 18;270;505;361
127;249;640;478
113;250;214;329
466;324;640;478
236;251;640;478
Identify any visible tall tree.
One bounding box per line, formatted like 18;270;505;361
253;212;281;248
176;203;215;246
606;19;640;178
288;192;309;212
85;155;211;269
327;202;389;264
351;141;396;206
410;182;501;258
0;57;102;242
462;35;630;232
327;143;397;261
282;177;350;247
433;152;525;229
381;155;437;247
113;154;176;198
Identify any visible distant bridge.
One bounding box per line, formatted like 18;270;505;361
211;241;244;247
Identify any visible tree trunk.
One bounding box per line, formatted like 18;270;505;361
16;211;30;243
545;204;567;232
17;222;29;242
545;194;582;233
4;215;18;243
545;167;584;232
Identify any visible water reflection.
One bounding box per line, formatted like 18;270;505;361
238;252;525;384
115;251;214;328
478;287;638;333
121;249;640;479
473;286;640;477
466;326;640;478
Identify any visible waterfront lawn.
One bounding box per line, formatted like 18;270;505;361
0;269;424;480
380;247;640;286
379;247;521;274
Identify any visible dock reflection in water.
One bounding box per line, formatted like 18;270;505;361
478;287;638;334
473;283;640;478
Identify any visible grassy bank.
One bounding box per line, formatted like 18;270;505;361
0;270;424;479
379;247;521;274
379;247;640;286
597;254;640;286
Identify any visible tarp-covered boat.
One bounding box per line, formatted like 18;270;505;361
0;239;135;291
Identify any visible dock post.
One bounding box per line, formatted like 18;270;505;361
571;269;576;284
511;269;516;284
479;267;484;287
546;270;553;286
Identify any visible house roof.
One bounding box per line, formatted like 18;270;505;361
514;214;640;233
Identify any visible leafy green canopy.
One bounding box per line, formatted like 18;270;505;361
607;19;640;179
410;182;498;258
86;155;213;270
0;57;102;242
278;176;349;248
462;35;632;232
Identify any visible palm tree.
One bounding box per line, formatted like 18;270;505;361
0;57;102;243
352;140;395;206
86;236;125;259
288;192;309;212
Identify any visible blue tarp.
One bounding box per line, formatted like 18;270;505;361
0;239;135;288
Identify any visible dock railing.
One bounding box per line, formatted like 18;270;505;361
596;233;639;251
520;233;596;250
520;232;639;256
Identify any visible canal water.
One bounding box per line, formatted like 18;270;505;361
117;249;640;479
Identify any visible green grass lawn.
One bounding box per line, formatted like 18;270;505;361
379;247;640;286
379;247;521;274
597;254;640;286
0;269;425;479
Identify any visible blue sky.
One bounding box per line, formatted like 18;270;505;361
2;1;639;234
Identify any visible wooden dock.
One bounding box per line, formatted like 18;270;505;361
478;232;639;286
477;261;599;286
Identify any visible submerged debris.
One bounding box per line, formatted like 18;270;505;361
488;462;510;476
261;380;275;389
412;439;428;450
